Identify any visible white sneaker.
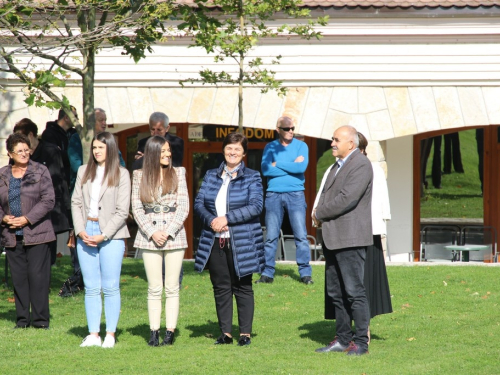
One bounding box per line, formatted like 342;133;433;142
80;335;102;347
102;335;116;348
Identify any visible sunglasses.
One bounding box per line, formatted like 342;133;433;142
279;127;295;132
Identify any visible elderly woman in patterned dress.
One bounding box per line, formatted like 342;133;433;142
131;136;189;347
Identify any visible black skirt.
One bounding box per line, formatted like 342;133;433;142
325;235;393;320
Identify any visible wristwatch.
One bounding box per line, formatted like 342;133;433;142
103;234;109;241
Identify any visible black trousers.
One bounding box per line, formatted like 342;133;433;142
476;129;484;192
6;239;51;327
420;136;442;190
207;240;254;335
324;246;370;350
444;132;464;173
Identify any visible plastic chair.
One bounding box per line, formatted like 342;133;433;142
420;225;461;262
281;234;319;261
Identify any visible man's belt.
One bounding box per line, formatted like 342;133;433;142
144;205;177;214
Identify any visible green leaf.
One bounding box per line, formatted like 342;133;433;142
24;94;35;106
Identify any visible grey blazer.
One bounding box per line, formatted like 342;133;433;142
71;165;131;240
315;149;373;250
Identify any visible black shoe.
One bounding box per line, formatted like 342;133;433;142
33;325;49;330
160;330;175;346
148;330;160;347
345;342;369;356
254;275;273;284
237;336;251;346
13;324;30;329
214;334;233;345
315;337;350;353
300;276;314;285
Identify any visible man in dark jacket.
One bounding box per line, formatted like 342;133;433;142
42;106;82;272
132;112;184;170
14;118;72;265
42;106;83;193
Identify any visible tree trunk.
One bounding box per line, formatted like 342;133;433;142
81;49;95;163
238;56;244;134
237;1;244;134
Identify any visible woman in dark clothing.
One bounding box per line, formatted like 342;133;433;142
14;118;71;265
357;133;393;323
194;133;264;346
0;133;55;329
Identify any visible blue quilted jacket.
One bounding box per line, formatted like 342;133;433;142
194;162;265;278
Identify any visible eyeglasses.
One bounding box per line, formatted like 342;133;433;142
11;149;30;156
279;127;295;132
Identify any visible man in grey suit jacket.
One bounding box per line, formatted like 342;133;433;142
313;125;373;356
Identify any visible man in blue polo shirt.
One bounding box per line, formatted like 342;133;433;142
256;116;313;285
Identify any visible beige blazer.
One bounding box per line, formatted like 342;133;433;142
71;165;131;239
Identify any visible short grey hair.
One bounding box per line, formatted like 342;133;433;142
277;116;293;128
149;112;169;129
338;125;359;147
95;108;106;114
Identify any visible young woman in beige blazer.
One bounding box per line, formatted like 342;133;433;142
131;136;189;347
71;132;130;348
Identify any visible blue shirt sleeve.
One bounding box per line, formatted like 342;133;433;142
275;142;309;174
261;142;288;178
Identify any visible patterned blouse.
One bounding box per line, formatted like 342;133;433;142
8;175;23;236
132;168;189;251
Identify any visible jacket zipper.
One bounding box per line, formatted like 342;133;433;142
225;174;241;278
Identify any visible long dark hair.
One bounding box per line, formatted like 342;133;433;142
81;132;121;187
140;136;178;203
358;132;368;156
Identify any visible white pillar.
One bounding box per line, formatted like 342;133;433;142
386;135;414;261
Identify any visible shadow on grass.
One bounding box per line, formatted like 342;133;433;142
0;305;16;326
298;321;336;344
68;326;127;340
127;323;157;344
273;267;302;282
68;325;92;338
299;321;387;345
424;192;482;199
185;321;259;341
126;324;187;344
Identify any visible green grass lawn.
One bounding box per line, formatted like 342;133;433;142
1;257;499;374
421;130;483;218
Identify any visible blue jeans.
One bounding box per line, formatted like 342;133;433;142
262;191;312;278
77;221;124;333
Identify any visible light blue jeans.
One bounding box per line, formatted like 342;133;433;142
262;191;312;279
77;220;124;333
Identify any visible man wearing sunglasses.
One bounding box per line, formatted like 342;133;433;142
256;116;313;285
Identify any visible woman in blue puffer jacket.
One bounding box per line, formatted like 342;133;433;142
194;132;264;347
